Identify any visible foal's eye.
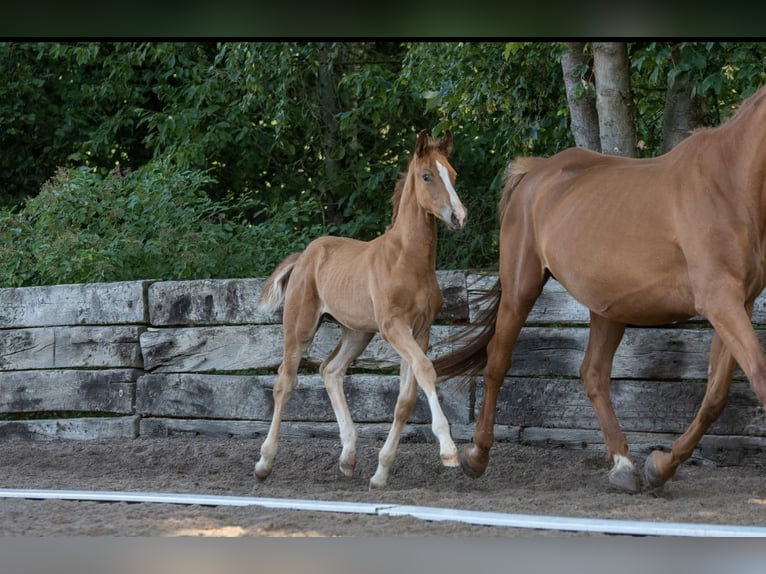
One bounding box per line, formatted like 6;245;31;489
422;173;432;182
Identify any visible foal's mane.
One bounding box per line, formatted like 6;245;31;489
389;172;407;226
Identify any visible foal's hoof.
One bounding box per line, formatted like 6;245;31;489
643;450;670;489
254;461;272;481
339;460;355;478
369;472;387;490
458;444;488;479
608;465;641;493
441;450;460;468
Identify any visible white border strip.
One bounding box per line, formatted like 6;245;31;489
0;489;384;514
2;488;765;537
379;505;766;537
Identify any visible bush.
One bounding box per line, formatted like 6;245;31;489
0;159;329;287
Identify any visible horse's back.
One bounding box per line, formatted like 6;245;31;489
514;146;679;227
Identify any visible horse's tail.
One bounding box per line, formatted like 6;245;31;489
434;158;540;384
258;252;302;313
433;279;501;384
498;156;544;218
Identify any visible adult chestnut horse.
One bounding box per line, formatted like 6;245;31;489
255;130;466;489
435;85;766;493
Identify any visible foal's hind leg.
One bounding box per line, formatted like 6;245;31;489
255;295;321;481
580;313;638;492
369;357;417;489
254;344;305;480
320;327;374;477
645;330;737;489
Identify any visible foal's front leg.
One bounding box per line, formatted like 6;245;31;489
374;321;458;488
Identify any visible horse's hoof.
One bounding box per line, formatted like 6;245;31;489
458;444;487;479
643;450;669;489
608;465;641;493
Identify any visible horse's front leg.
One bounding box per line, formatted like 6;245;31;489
645;330;737;489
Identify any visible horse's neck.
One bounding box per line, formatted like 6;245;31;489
725;93;766;187
717;89;766;175
707;89;766;254
386;181;438;266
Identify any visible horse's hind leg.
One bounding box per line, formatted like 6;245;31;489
644;330;736;489
463;276;543;478
320;328;374;477
580;313;638;492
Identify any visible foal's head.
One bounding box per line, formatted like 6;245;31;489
404;129;466;231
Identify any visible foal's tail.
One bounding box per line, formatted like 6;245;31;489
258;252;302;313
433;279;501;383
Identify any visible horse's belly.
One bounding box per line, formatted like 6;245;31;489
541;207;694;325
561;275;696;326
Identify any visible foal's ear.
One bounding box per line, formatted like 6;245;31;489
439;130;453;156
416;129;430;157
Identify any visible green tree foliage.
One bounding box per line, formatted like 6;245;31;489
1;41;764;287
628;42;766;153
0;160;326;286
398;42;571;264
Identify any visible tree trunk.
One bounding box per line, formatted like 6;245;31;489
317;42;343;224
560;42;600;151
661;44;707;153
318;42;341;180
592;42;637;157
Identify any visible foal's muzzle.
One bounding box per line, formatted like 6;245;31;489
449;204;467;230
440;203;466;231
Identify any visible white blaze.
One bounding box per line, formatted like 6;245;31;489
436;160;466;225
